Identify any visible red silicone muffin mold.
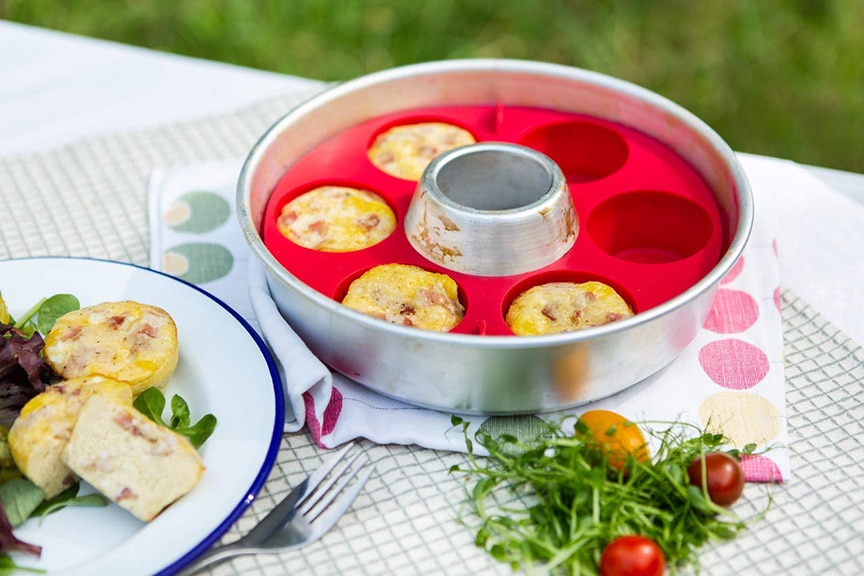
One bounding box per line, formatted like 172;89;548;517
262;104;724;336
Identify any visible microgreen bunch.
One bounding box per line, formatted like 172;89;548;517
449;415;768;575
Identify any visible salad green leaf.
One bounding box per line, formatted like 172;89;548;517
133;386;166;423
12;294;79;337
175;414;218;449
33;484;108;522
134;387;217;449
0;479;44;528
169;394;191;430
0;553;45;573
33;295;80;336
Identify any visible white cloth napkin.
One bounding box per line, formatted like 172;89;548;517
149;154;790;482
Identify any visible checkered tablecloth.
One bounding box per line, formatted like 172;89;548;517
1;90;862;576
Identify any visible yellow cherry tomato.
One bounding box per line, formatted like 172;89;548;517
576;409;650;471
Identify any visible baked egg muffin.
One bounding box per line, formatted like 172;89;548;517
44;301;179;396
342;263;465;332
277;185;396;252
368;122;476;180
506;281;634;336
62;394;204;522
8;375;133;498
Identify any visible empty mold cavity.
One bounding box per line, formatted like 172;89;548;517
587;191;713;263
434;145;553;211
519;121;629;182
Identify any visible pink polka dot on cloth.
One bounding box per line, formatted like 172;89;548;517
774;286;782;312
741;454;784;483
699;338;770;389
704;289;759;334
705;288;759;334
720;255;744;284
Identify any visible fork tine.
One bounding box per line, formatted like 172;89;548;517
305;463;375;538
239;442;355;544
295;443;355;509
298;450;362;515
301;453;365;521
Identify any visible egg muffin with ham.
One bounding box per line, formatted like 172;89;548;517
342;263;465;332
62;394;204;522
43;301;179;396
368;122;476;181
277;185;396;252
506;281;634;336
8;375;133;498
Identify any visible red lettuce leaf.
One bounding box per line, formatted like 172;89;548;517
0;499;41;557
0;323;59;428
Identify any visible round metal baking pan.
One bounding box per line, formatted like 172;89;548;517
237;59;753;415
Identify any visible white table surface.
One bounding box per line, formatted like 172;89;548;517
0;21;322;157
3;20;862;345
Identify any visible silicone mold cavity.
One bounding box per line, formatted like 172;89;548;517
587;191;715;263
519;120;629;182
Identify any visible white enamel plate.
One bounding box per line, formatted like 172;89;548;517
0;257;283;576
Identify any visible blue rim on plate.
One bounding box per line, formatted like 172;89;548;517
0;256;285;575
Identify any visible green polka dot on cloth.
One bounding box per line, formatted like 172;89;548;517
164;191;231;233
163;242;234;284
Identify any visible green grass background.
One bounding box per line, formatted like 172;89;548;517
4;0;862;172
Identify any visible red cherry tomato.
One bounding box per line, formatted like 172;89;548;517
599;535;665;576
687;452;745;507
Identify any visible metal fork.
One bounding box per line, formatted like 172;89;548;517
178;443;375;575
